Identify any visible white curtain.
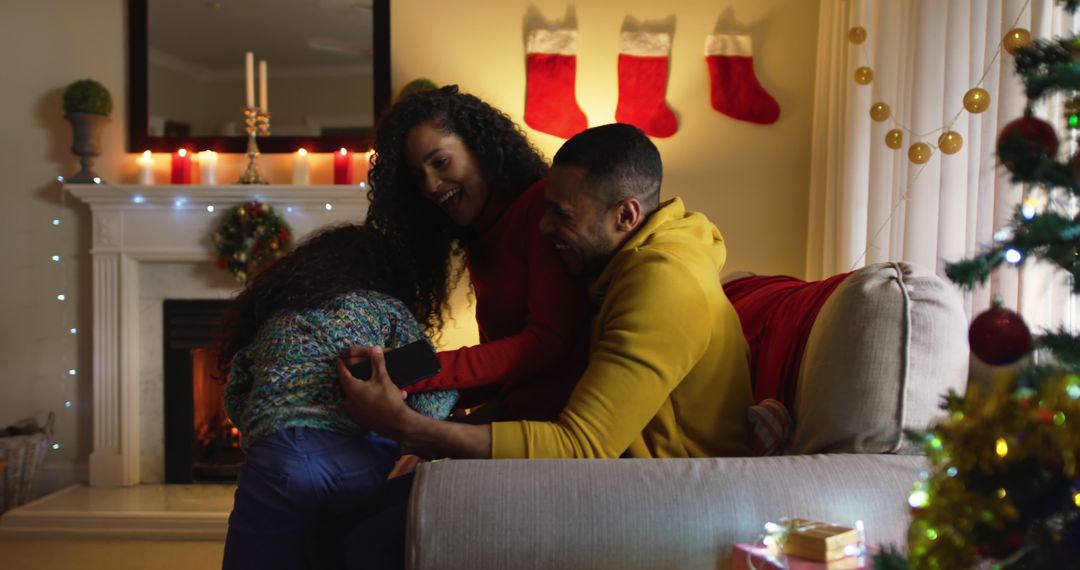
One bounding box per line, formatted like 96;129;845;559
808;0;1078;331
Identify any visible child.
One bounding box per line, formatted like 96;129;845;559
218;224;457;570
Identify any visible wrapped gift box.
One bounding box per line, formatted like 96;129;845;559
732;543;870;570
781;518;862;562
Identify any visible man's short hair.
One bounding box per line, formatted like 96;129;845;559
552;123;662;213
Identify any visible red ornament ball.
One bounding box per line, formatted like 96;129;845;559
997;116;1059;177
968;304;1032;365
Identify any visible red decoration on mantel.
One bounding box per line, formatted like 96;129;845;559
333;148;353;185
171;149;192;184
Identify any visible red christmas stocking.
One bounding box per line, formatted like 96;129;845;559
615;31;678;138
524;29;588;139
705;34;780;124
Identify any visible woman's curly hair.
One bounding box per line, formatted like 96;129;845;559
366;85;549;334
216;224;420;373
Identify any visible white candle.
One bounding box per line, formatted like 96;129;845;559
245;51;255;108
259;60;268;112
292;148;309;185
199;150;218;185
137;150;153;185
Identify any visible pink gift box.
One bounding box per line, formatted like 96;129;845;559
732;543;871;570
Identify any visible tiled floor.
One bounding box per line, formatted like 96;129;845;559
0;483;235;540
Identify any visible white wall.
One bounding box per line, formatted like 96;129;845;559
0;0;127;493
0;0;819;496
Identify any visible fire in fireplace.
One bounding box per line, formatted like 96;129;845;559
163;300;243;483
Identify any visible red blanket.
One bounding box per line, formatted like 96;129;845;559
724;272;851;413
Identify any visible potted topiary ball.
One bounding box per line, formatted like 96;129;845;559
63;79;113;183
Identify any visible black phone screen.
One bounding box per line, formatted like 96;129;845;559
346;339;441;389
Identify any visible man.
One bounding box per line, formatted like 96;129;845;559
337;122;751;460
336;123;751;568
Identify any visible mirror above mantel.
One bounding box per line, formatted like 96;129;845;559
129;0;389;154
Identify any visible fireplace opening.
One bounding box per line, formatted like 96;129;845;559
163;300;243;483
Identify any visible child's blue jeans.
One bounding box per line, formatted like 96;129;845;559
221;427;399;570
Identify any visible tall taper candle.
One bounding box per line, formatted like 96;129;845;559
245;51;255;108
259;60;268;112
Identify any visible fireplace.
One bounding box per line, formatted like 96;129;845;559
163;300;242;483
68;183;367;486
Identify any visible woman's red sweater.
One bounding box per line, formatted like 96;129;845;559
405;179;590;421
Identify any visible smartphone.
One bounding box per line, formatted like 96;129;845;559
346;339;441;389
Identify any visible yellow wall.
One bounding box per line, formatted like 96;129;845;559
391;0;820;277
0;0;818;495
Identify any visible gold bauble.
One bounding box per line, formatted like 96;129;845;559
848;26;867;45
963;88;991;114
885;129;904;149
237;207;247;217
870;102;891;122
908;142;932;164
938;131;964;155
854;66;874;85
1003;28;1031;55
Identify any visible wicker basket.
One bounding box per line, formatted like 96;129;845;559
0;412;53;513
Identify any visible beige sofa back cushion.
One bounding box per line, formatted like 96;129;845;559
790;262;968;454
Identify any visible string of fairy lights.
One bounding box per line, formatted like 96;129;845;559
50;175;87;452
847;0;1041;269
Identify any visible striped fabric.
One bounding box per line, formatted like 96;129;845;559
747;398;793;456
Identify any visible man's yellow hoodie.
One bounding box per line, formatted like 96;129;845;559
491;198;753;458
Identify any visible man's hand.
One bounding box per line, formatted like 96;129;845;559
337;345;494;460
336;346;413;438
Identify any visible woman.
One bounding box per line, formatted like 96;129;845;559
366;85;589;421
217;224;457;570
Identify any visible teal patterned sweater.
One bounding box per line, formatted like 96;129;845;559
224;290;458;449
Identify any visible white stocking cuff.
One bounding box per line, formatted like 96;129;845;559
705;34;753;57
527;29;578;55
620;31;672;56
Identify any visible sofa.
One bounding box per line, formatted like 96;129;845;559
403;262;970;570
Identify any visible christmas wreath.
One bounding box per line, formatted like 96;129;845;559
213;201;292;284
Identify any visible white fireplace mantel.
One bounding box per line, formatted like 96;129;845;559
68;183;367;486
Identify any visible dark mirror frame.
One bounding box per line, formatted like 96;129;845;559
128;0;390;153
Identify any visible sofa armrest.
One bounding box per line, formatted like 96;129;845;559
407;455;924;570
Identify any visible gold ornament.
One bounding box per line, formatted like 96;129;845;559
237;207;247;217
1003;28;1031;55
885;129;904;149
938;131;964;155
848;26;867;45
854;66;874;85
870;102;891;122
963;88;991;114
909;142;932;164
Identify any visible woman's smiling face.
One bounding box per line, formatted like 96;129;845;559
404;121;491;227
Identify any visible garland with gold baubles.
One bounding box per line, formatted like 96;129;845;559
848;21;1035;163
212;201;292;284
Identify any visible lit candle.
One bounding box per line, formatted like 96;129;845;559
171;149;192;185
293;148;309;185
199;150;218;185
333;148;353;185
259;60;268;113
137;150;153;185
245;51;255;108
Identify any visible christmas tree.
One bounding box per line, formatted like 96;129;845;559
875;2;1080;568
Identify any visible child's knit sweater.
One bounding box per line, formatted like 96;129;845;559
224;289;457;449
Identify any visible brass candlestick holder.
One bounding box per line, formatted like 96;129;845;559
238;107;270;184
